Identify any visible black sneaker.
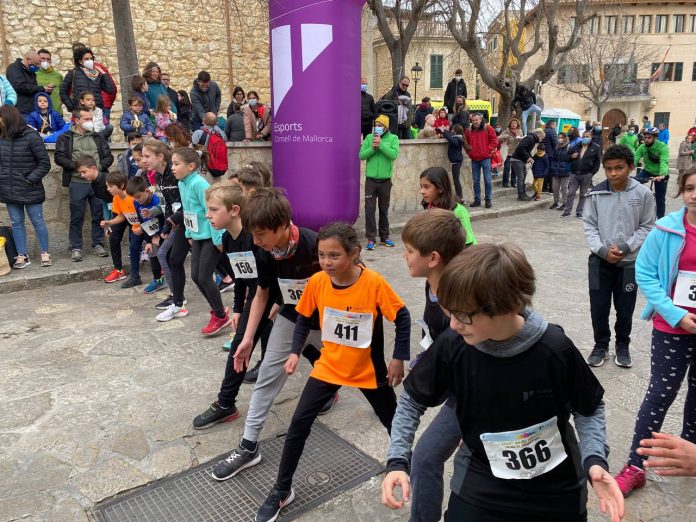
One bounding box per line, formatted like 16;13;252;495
485;200;492;208
244;360;262;384
576;212;584;219
586;347;608;367
470;200;481;208
560;212;571;218
156;295;174;310
549;203;559;210
121;277;142;289
218;280;235;293
318;392;339;416
255;488;295;522
211;445;262;481
517;194;532;201
193;402;240;430
615;346;633;368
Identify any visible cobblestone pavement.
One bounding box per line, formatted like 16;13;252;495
1;190;694;522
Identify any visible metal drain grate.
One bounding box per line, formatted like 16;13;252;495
93;422;384;521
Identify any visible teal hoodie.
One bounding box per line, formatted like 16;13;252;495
177;171;223;245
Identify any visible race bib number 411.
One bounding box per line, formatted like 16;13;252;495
321;307;373;348
480;416;567;479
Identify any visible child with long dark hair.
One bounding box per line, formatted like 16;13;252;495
176;90;193;132
419;167;476;246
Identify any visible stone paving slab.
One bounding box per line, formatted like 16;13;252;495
1;184;694;522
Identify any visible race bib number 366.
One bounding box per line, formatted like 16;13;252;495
278;278;309;305
673;270;696;308
480;416;567;479
321;307;373;348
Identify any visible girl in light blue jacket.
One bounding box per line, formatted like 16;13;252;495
0;75;17;106
615;167;696;496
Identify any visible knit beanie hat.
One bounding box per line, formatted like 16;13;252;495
375;114;390;128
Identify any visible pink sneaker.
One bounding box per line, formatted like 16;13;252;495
614;464;646;497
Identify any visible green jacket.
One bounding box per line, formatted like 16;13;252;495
359;131;399;180
35;68;63;112
618;133;638;151
453;203;477;245
634;140;670;177
178;171;223;245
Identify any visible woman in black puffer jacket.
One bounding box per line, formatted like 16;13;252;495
60;47;116;112
0;106;52;268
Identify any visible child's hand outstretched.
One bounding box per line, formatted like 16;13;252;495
387;358;405;387
284;354;300;375
589;465;624;522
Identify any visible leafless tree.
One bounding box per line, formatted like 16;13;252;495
367;0;435;88
111;0;140;105
439;0;593;126
547;17;656;120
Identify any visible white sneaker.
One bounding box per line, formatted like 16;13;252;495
140;250;149;264
156;304;190;322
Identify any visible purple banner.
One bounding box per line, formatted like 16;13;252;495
270;0;365;230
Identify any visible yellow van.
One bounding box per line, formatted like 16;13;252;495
466;100;492;122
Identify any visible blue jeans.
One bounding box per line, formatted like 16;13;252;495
5;203;49;255
411;399;462;522
521;103;542;135
471;158;492;202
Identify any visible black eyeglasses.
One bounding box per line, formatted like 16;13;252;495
445;305;487;325
400;83;409;88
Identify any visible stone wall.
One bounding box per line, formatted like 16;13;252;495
0;140;472;256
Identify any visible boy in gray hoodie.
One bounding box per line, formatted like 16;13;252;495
583;145;655;368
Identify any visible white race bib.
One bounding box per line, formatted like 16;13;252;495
321;307;374;348
278;278;309;305
228;251;257;279
673;270;696;308
172;202;181;213
124;212;139;226
107;202;113;211
141;218;160;237
183;211;199;232
416;318;434;350
480;416;567;480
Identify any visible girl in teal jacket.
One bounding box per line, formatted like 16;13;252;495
0;75;17;106
172;147;230;336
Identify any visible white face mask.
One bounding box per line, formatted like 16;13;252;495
40;61;50;70
455;75;462;81
81;121;94;132
248;98;258;107
83;59;94;70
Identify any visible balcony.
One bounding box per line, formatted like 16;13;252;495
603;79;651;100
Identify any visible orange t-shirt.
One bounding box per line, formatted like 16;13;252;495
111;194;140;230
295;268;405;389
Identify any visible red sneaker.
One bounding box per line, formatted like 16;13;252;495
201;310;231;336
614;464;646;497
104;268;127;283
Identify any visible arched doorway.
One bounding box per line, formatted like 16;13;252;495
602;108;627;149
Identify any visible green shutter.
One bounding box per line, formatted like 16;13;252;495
430;55;443;89
675;62;683;81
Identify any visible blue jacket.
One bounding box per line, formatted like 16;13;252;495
636;207;690;327
658;128;670;144
0;75;16;106
133;91;151;116
531;153;549;178
120;110;155;136
549;144;571;177
178;170;223;245
26;92;68;143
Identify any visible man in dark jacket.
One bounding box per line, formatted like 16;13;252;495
413;97;433;130
542;120;558;193
381;77;413;140
444;69;467;115
590;121;604;149
190;71;221;131
54;107;113;261
511;128;545;201
360;77;376;138
562;130;602;218
6;49;54;119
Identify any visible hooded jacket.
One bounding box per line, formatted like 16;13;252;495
190;80;222;124
531;153;549;178
6;58;47;114
0;126;51;205
583;178;655;266
359;129;399;180
0;75;17;106
60;66;116;111
464;123;498;161
35;67;63;111
54;127;113;187
27;92;67;140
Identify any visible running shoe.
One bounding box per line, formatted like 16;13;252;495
615;345;633;368
222;333;235;351
201;310;231;336
71;249;82;262
243;360;262;384
586;347;608;367
255;488;295;522
193;402;240;430
40;252;52;267
94;244;108;257
143;277;166;294
380;239;395;247
13;255;30;269
576;211;584;219
155;296;187;310
211;445;262;481
614;464;646;497
140;250;149;264
156;304;189;322
366;241;375;251
218;280;235;293
318;392;339;416
121;276;142;289
104;268;127;283
485;200;492;208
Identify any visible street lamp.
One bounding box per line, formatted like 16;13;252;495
411;62;423;101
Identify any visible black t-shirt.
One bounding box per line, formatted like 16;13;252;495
256;227;321;326
404;325;604;517
423;281;449;340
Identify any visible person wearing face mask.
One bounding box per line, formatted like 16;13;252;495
359;114;399;250
35;49;63;112
190;70;222;131
6;48;53;119
627;119;640;135
60;47;115;113
561;131;602;218
71;42;117;121
54;107;114;262
619;126;638;151
590;121;604;149
226;86;246;117
360;77;376;139
246;91;272;140
444;69;467;115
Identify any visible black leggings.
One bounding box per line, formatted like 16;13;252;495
168;226;189;307
108;220;128;270
191;238;225;316
274;377;396;491
445;493;587;522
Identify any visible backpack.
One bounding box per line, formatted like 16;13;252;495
202;128;229;176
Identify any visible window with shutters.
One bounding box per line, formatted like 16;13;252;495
605;16;617;34
430;55;443;89
622;16;634;33
639;15;652;33
673;15;685;33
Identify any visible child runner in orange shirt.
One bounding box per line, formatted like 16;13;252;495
255;222;411;522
